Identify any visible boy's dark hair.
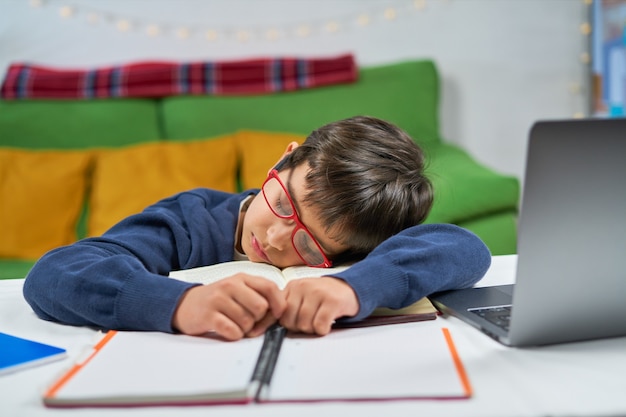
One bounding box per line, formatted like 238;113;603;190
278;115;433;262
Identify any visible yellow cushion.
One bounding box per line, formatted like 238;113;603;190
236;130;306;189
88;135;237;236
0;148;91;259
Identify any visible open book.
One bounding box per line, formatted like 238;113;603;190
42;323;472;407
168;261;438;326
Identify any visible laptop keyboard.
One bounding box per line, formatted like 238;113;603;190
469;305;512;331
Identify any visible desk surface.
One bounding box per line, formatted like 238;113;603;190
1;255;625;417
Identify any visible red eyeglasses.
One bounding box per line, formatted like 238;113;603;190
261;169;332;268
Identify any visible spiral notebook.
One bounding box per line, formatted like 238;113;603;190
42;323;471;407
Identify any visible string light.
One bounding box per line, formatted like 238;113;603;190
357;14;371;27
325;21;340;33
569;82;582;94
146;24;160;37
413;0;427;10
579;22;591;36
236;30;251;42
265;28;281;41
116;19;131;32
59;5;73;18
580;51;590;64
205;29;219;41
176;27;191;39
86;12;99;25
572;0;593;118
295;24;311;38
384;8;398;21
28;0;433;42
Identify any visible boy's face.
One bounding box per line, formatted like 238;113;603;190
241;162;348;268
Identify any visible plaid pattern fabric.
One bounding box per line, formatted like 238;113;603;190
0;54;357;99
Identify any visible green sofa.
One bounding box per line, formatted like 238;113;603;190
0;59;519;279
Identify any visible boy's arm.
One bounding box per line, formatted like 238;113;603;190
333;223;492;322
279;223;491;334
23;241;196;332
22;190;241;333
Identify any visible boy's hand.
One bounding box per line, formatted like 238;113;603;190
280;277;359;335
172;274;286;341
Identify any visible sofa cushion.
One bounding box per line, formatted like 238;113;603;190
0;259;36;280
160;60;441;147
88;135;237;236
424;144;520;224
1;55;356;99
0;148;91;259
236;130;306;190
0;99;161;149
457;211;518;255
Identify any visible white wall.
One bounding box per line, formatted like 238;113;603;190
0;0;591;183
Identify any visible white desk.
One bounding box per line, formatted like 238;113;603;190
1;255;625;417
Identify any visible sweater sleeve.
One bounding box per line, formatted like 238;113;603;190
22;189;241;333
330;224;492;321
22;243;196;332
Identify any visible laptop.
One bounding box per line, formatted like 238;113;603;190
429;118;626;346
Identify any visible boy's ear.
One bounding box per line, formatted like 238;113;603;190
269;141;299;174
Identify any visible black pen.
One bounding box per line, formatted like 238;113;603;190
249;324;286;401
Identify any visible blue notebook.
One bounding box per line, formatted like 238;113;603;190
0;332;67;375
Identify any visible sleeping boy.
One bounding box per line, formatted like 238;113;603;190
23;116;491;340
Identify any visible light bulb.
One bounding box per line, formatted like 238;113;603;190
87;13;99;25
325;21;339;33
236;30;250;42
413;0;426;10
580;22;591;36
117;19;131;32
296;25;311;37
59;6;73;18
176;27;190;39
266;28;280;40
146;25;160;37
384;8;397;20
357;14;370;27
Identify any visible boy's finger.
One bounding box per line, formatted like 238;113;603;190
311;304;336;336
214;295;258;335
211;313;245;341
245;312;277;338
215;276;272;323
243;276;287;318
295;298;321;334
229;285;271;322
278;290;301;331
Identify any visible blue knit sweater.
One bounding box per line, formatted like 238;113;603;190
23;188;491;332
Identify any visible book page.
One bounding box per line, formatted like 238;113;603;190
372;297;437;316
169;261;287;289
45;331;264;406
280;265;350;281
265;323;470;402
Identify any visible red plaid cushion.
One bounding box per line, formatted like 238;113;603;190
0;54;357;99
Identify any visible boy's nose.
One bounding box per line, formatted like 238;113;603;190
266;221;294;251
